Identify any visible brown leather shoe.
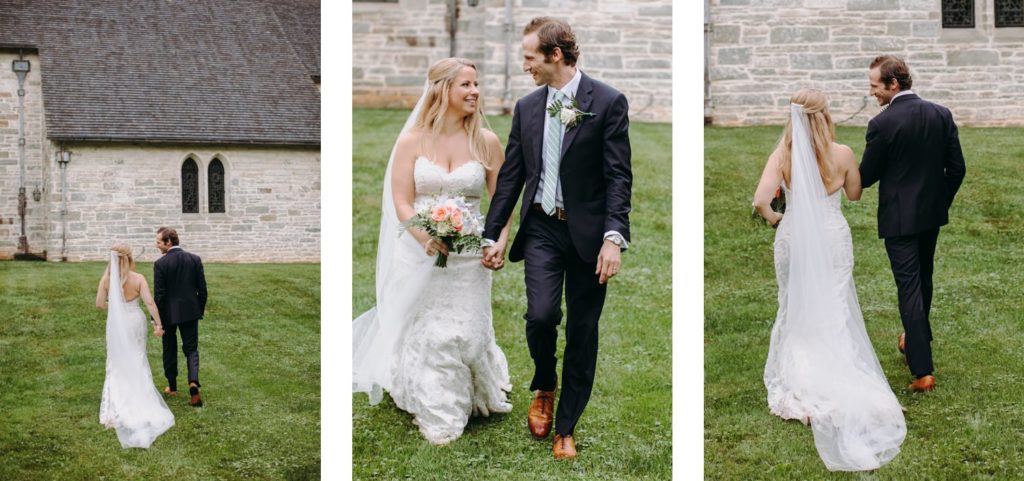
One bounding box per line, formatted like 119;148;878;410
908;375;935;392
527;390;555;439
163;387;179;397
553;434;577;460
189;383;203;407
898;333;906;354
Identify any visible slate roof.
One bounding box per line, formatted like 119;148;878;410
0;0;320;146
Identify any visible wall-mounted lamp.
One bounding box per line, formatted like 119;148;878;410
57;149;71;165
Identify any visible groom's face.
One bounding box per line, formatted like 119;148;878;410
155;235;171;254
522;33;557;87
868;67;899;106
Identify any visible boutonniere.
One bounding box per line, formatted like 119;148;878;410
547;95;595;130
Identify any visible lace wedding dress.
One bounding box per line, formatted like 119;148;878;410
99;253;174;448
353;156;512;446
763;104;905;471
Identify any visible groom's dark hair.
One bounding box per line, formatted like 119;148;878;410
157;227;180;246
524;17;579;67
870;55;912;91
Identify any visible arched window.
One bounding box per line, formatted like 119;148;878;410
181;158;199;213
208;158;225;213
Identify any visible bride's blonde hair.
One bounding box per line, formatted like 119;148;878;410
107;243;136;289
413;57;493;169
777;88;835;187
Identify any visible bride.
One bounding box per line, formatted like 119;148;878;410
752;89;906;471
352;57;513;445
96;243;174;448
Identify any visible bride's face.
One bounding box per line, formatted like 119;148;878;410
447;67;480;117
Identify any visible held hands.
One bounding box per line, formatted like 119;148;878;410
481;241;507;271
596;239;622;284
153;325;165;337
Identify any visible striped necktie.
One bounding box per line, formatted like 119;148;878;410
541;91;564;216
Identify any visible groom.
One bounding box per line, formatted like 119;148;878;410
860;55;966;392
482;17;632;459
154;227;208;407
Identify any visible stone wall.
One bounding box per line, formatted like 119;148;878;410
708;0;1024;126
0;50;321;263
45;144;321;263
0;51;49;258
353;0;672;123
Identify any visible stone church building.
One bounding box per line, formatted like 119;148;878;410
0;0;320;262
353;0;672;123
706;0;1024;126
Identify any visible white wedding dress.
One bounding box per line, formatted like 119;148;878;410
99;253;174;448
763;104;905;471
352;154;512;446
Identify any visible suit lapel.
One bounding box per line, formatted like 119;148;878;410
560;72;593;161
525;88;548;173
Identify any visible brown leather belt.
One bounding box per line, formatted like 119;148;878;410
532;203;568;221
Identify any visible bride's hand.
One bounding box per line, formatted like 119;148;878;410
424;238;449;257
769;212;784;228
153;326;165;337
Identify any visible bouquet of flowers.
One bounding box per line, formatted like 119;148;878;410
751;187;786;229
401;194;485;268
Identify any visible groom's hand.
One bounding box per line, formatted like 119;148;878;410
596;240;622;284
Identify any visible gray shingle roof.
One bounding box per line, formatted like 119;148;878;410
0;0;320;146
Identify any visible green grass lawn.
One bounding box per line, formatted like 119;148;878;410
705;125;1024;480
0;262;321;481
352;108;672;480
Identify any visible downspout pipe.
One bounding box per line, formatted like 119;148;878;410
502;0;513;115
448;0;459;57
704;0;713;125
13;54;30;254
58;149;69;261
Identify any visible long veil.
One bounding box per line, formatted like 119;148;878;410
101;251;174;449
352;82;436;404
766;103;905;471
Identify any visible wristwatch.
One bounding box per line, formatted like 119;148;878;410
605;233;625;248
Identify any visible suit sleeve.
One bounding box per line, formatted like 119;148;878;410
943;111;966;207
153;260;165;312
602;92;632;241
859;118;885;189
483;100;527;240
196;256;208;319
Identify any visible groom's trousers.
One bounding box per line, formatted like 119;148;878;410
521;209;607;437
162;319;200;391
884;227;940;378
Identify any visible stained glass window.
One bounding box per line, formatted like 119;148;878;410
208;158;225;213
942;0;975;28
181;158;199;213
996;0;1024;27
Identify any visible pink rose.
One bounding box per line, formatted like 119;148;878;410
431;207;448;222
450;208;463;223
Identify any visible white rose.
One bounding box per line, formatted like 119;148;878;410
560;107;576;125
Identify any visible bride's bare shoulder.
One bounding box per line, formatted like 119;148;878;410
398;128;430;146
830;142;856;166
394;129;427;161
